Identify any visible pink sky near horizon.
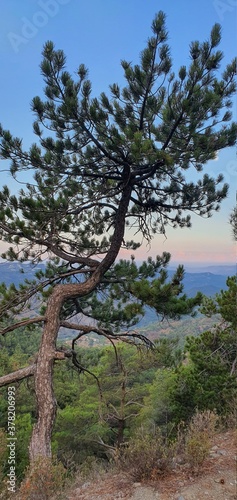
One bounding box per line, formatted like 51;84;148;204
119;209;236;265
118;241;236;266
0;186;236;266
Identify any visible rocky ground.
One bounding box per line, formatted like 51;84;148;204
66;430;236;500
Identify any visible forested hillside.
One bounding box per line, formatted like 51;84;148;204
0;275;236;498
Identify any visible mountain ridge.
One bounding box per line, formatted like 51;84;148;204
0;261;233;296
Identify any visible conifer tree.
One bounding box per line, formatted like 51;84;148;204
0;12;236;462
230;206;237;241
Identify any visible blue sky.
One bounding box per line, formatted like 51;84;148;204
0;0;236;265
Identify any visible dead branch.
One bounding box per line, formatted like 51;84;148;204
60;320;154;349
0;363;36;387
0;316;45;336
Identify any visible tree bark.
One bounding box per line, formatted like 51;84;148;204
29;288;62;460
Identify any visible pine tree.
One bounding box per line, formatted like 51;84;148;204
174;275;237;419
0;12;236;462
230;206;237;241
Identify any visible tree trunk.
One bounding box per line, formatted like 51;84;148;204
29;287;62;461
116;418;125;448
29;184;132;462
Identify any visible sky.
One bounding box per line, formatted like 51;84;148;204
0;0;236;266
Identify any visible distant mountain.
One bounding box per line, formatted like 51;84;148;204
178;271;228;297
0;262;230;297
0;262;45;287
170;263;236;275
138;312;220;346
134;270;229;327
0;261;231;343
165;269;228;297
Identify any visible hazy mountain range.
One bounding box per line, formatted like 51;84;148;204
0;261;234;297
0;261;234;343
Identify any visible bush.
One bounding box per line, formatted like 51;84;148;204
17;457;67;500
184;410;218;471
78;455;108;481
120;426;175;481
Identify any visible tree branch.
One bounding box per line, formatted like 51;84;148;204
0;364;36;387
139;34;159;131
60;321;154;349
0;316;45;336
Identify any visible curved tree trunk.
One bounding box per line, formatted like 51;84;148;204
29;184;132;462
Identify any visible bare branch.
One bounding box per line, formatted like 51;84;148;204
0;364;36;387
71;349;103;403
0;316;45;336
60;321;153;348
